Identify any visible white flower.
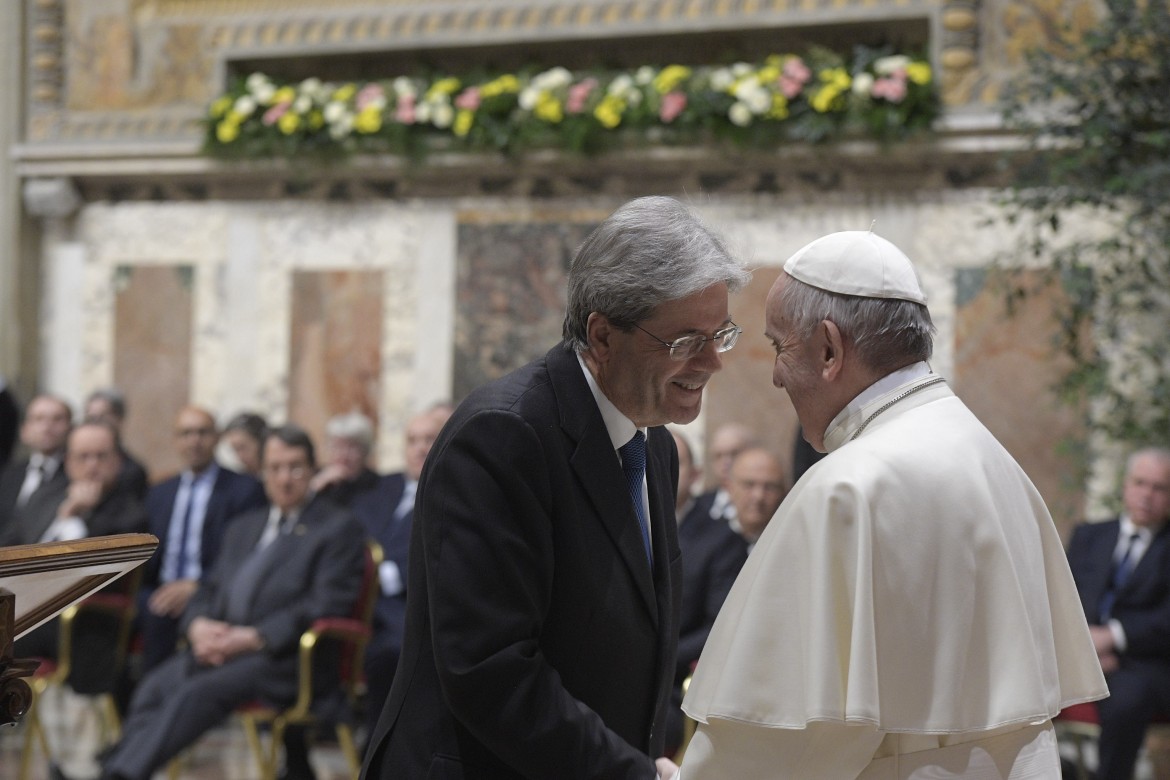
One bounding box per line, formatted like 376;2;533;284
299;77;324;101
292;95;312;114
710;68;735;92
543;67;573;89
415;102;432;123
252;82;276;105
743;86;771;115
328;114;354;139
518;87;540;111
431;103;455;128
729;102;753;127
245;73;271;94
731;62;753;77
608;74;634;96
626;89;643;107
393;77;417;99
233;96;256;117
635;66;656;85
323;101;347;123
852;72;875;96
874;55;910;75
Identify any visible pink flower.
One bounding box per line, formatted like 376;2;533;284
395;93;416;124
783;57;811;84
356;83;386;111
872;77;908;103
455;87;481;111
659;91;687;123
779;76;804;99
566;78;599;114
262;102;289;126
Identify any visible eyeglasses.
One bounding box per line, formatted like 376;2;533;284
264;463;310;479
634;322;741;361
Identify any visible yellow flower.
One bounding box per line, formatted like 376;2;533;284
534;93;564;123
652;65;691;94
821;68;852;90
209;96;232;118
333;83;357;103
272;86;296;105
767;93;789;120
354;106;383;134
757;65;781;84
308;110;325;130
278;112;301;135
811;86;840;113
765;54;784;68
906;62;932;85
426;77;462;101
216;118;240;143
480;74;520;98
594;95;625;128
453;109;474;137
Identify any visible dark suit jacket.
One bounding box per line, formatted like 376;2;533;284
181;496;365;675
1067;517;1170;661
142;464;267;588
352;472;410;658
0;456;70;546
362;343;682;780
675;504;747;679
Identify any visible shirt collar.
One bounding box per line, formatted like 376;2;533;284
577;353;643;451
823;361;933;451
1119;514;1158;543
183;462;220;486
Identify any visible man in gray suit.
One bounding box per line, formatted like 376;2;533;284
97;424;365;780
0;393;72;545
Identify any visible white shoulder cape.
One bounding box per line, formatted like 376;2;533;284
683;376;1107;733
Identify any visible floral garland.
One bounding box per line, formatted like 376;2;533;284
204;46;936;161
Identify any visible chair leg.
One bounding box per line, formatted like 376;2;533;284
19;689;54;780
336;723;361;780
241;714;280;780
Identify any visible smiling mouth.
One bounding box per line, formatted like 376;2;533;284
673;380;705;391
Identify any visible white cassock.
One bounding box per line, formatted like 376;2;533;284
680;368;1108;780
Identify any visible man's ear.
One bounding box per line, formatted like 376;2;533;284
585;313;613;361
819;319;845;381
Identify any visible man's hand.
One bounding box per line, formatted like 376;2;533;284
188;616;231;665
58;479;103;518
148;579;199;618
656;757;680;779
1090;624;1116;656
308;464;346;494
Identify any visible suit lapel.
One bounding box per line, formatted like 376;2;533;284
548;346;659;623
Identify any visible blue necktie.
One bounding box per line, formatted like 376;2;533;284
171;478;197;580
1100;532;1141;621
619;431;652;565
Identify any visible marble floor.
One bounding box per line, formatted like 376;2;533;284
0;687;354;780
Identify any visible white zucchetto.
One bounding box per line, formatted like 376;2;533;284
783;230;928;304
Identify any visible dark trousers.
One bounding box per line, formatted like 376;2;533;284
1097;661;1170;780
103;649;295;780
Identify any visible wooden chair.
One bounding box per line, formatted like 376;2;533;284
168;540;383;780
19;567;143;780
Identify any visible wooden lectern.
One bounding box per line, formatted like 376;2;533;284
0;534;158;726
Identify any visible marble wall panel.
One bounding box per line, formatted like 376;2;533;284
288;269;384;455
952;268;1088;537
113;264;193;481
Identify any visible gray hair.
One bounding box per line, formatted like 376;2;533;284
1127;447;1170;475
776;274;935;373
562;196;750;352
325;411;374;453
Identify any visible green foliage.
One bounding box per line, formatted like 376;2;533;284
999;0;1170;448
202;46;938;162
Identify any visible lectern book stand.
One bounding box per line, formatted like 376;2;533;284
0;533;158;726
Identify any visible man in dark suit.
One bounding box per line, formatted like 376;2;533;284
138;405;267;672
85;387;149;499
0;376;18;468
0;393;72;545
666;430;747;754
688;422;758;529
309;411;381;507
1067;446;1170;780
98;425;365;780
352;403;453;741
361;196;750;780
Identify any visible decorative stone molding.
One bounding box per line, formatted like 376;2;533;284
22;176;80;218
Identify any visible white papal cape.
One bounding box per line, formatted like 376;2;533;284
680;372;1107;779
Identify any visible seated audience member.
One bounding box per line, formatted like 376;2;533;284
693;422;758;525
13;420;149;701
221;411;268;478
792;425;826;484
1067;446;1170;780
725;446;787;550
0;393;72;545
308;411;380;507
96;425;365;780
138;405;267;673
666;430;748;753
0;375;18;468
85;387;149;499
352;403;453;741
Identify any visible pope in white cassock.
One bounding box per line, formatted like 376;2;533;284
675;232;1108;779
